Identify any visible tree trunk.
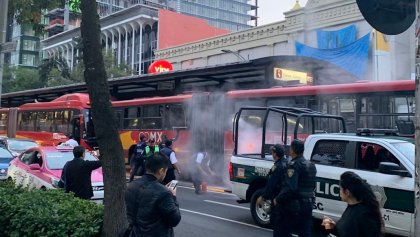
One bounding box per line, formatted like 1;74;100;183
80;1;128;236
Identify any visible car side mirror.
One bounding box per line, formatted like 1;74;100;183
379;162;411;177
29;164;41;170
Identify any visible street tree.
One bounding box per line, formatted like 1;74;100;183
9;0;63;35
79;0;128;236
2;65;42;93
10;0;129;235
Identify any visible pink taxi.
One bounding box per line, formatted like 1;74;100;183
7;145;104;202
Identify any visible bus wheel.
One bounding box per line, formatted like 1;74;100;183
40;186;47;191
250;188;271;228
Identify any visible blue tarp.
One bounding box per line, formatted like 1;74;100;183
296;33;371;79
317;25;357;49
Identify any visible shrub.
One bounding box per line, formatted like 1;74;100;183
0;181;103;237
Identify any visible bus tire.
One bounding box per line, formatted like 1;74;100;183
250;188;271;228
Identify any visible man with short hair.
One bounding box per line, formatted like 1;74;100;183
62;146;102;200
160;140;181;185
274;139;317;237
125;153;181;237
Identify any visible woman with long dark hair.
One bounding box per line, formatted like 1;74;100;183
322;171;383;237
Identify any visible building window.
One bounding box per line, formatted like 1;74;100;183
21;54;37;66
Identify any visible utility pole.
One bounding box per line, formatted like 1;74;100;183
0;0;9;108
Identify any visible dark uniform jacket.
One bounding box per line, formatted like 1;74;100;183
262;158;287;201
134;141;147;163
125;174;181;237
275;155;317;204
63;157;102;199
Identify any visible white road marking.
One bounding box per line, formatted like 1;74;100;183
204;200;250;210
180;208;272;231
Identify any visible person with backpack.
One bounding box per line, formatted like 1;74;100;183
129;134;147;182
274;139;317;237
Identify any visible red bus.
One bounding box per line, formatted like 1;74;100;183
0;80;414;179
0;93;192;166
227;80;415;133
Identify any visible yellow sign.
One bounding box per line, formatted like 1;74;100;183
274;68;312;84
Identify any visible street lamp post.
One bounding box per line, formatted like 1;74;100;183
221;49;247;62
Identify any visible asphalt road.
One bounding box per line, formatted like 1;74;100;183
174;182;327;237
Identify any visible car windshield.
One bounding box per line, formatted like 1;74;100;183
46;152;97;170
8;140;38;151
390;142;414;164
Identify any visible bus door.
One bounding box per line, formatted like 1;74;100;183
71;116;82;144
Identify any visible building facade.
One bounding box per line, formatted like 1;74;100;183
4;21;43;68
163;0;257;31
42;5;159;74
155;0;416;83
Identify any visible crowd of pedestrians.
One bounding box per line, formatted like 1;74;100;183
58;136;383;237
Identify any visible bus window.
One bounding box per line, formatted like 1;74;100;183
264;111;284;151
339;98;356;132
55;111;69;134
18;111;36;131
166;104;186;129
236;109;265;156
142;105;162;130
123;107;141;129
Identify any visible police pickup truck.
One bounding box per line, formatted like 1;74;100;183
230;123;415;236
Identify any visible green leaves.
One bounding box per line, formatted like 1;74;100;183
0;181;103;237
9;0;64;35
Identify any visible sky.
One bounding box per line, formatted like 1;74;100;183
257;0;308;26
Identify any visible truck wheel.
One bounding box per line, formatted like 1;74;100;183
250;188;271;228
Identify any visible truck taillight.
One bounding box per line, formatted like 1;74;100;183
229;162;233;180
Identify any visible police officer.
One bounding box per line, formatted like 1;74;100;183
129;134;147;182
145;138;160;158
274;139;317;237
160;140;181;185
256;144;287;237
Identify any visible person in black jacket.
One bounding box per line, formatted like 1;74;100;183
256;144;287;237
129;134;147;182
322;171;383;237
125;152;181;237
274;139;317;237
62;146;102;200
